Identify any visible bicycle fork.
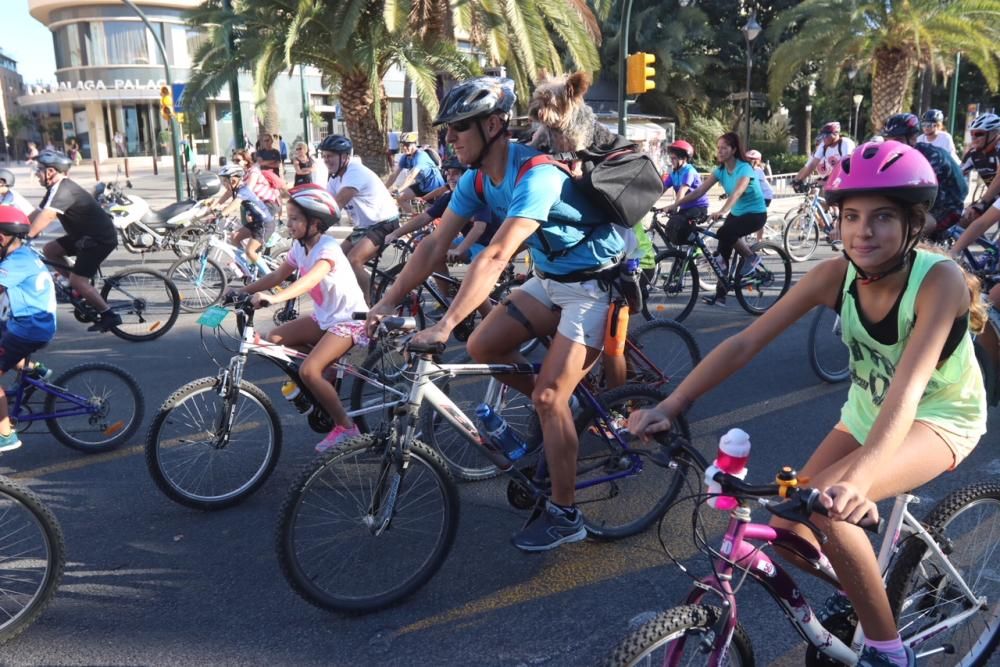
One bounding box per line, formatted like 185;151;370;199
213;354;247;448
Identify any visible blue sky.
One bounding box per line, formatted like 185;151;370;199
3;2;58;84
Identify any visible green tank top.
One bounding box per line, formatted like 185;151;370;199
840;249;987;444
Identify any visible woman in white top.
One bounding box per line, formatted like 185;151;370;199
916;109;958;161
238;184;370;453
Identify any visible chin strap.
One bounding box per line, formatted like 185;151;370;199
469;118;508;169
844;226;919;285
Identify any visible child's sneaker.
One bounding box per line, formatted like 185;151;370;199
0;431;22;453
26;362;52;382
315;425;361;453
857;644;914;667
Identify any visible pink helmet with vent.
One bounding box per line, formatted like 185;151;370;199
824;141;937;208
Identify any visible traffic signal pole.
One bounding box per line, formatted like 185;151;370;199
122;0;184;201
617;0;635;136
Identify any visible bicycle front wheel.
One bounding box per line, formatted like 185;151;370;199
574;384;698;540
644;250;699;323
599;605;754;667
886;481;1000;666
735;242;792;315
807;306;849;383
44;362;144;453
0;477;65;645
167;254;228;313
145;377;282;510
783;211;820;262
101;268;181;342
626;319;702;391
276;435;460;613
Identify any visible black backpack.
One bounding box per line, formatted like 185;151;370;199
422;147;443;168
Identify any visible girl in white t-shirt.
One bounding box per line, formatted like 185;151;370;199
238;184;370;453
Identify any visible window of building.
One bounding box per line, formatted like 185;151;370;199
105;22;150;64
80;23;106;66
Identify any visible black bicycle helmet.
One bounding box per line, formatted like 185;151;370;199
882;113;921;139
922;109;944;124
0;206;30;237
433;77;516;126
0;168;14;187
442;156;467;172
35;149;73;173
318;134;353;154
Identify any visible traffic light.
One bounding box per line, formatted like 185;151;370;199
626;52;656;95
160;85;174;122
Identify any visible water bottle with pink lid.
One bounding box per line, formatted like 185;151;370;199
704;428;752;510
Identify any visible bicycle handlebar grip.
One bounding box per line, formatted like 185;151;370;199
407;340;447;355
352;311;368;321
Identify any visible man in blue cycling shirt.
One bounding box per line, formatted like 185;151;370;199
385;132;445;215
368;77;624;552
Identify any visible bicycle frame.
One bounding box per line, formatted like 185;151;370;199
680;493;985;664
7;372;114;425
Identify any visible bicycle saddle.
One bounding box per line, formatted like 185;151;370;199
140;200;198;227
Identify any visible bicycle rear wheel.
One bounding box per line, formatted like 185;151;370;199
626;319;702;391
276;435;459;613
44;362;144;453
643;249;699;323
167;254;228;313
807;306;849;383
574;384;699;540
101;268;180;342
0;476;65;645
735;242;792;315
886;481;1000;666
599;605;754;667
145;377;282;510
171;224;209;258
783;211;820;262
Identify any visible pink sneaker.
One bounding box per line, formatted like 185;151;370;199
315;425;361;453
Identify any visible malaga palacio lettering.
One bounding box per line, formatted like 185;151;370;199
25;79;168;95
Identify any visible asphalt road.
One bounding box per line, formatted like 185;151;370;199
0;234;995;667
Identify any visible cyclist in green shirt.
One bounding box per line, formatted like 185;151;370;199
628;141;986;667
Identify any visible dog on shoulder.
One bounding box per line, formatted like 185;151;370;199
528;70;616;175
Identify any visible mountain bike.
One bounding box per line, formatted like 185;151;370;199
0;471;65;644
782;180;839;262
600;434;1000;666
644;210;793;322
275;316;707;614
8;359;144;453
144;295;414;511
38;248;181;342
807;305;850;383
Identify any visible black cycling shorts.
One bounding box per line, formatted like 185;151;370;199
347;218;400;248
0;325;47;373
55;235;117;279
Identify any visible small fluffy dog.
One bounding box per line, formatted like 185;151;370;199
528;70;616;170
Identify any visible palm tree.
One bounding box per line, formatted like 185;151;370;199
767;0;1000;131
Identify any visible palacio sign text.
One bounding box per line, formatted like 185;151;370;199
25;79;168;95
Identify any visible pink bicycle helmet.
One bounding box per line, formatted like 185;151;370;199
824;141;937;208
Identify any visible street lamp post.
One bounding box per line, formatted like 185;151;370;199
847;67;858;137
805;103;813;154
617;0;636;136
853;94;864;141
121;0;183;202
741;11;762;149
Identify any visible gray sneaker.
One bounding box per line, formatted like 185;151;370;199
858;644;914;667
511;501;587;552
739;254;763;276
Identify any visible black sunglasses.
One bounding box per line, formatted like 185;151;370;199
449;118;476;133
972;131;989;137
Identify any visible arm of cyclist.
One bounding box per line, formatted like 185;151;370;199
948;203;1000;258
393;167;422;195
366;208;468;331
26;206;59;238
235;260;296;299
386;210;434;243
794;157;820;183
250;259;332;309
628;258;845;440
422;183;451;203
709;175;752;221
411;216;538;347
663;173;717;214
968;173;1000;216
823;261;970;523
332;186;358;211
447;220;487;263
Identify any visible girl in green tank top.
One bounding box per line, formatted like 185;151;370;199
627;142;986;667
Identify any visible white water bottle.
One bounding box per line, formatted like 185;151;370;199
704;428;752;510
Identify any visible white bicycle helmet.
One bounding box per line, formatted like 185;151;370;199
218;164;245;179
970;113;1000;133
288;184;340;231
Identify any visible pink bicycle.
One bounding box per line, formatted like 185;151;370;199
600;434;1000;666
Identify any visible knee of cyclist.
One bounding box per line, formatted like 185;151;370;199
466;332;492;362
298;361;324;384
531;386;567;417
265;331;283;345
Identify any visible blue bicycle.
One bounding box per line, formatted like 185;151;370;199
9;360;144;453
276;316;704;613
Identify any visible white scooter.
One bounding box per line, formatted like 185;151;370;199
94;170;222;257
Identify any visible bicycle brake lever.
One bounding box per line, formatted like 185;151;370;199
764;497;829;545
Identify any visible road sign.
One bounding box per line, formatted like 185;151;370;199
171;83;186;113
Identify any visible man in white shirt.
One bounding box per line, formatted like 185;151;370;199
916;109;959;161
320;134;400;297
794;121;856;183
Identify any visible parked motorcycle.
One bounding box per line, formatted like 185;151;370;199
95;170;222;257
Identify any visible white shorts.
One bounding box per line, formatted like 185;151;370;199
516;276;610;350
